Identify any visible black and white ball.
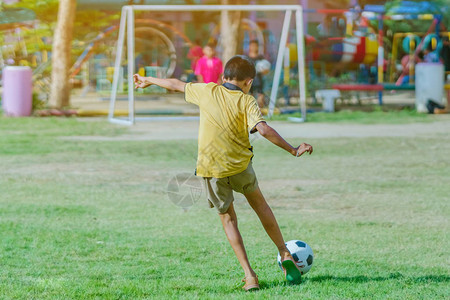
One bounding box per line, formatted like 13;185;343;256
255;59;271;73
277;240;314;275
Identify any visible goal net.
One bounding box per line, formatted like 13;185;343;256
108;4;307;125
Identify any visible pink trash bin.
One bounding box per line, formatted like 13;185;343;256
2;66;33;117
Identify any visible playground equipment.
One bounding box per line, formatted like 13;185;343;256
389;31;449;84
310;36;378;65
64;17;198;98
70;19;193;79
109;5;307;125
322;1;448;106
304;8;379;67
363;2;447;85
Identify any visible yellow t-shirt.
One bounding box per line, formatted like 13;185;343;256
185;82;265;178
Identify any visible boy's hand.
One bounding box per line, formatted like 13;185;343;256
293;143;313;157
133;74;152;89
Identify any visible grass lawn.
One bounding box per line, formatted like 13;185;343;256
271;108;434;124
0;117;449;299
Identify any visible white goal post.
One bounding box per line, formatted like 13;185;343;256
108;5;307;125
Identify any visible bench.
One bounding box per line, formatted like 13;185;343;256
332;84;418;105
331;84;384;91
331;84;384;105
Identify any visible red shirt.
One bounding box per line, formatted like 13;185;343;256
195;56;223;83
187;45;203;71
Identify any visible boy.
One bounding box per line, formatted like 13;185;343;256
134;55;313;291
194;43;223;84
248;39;269;108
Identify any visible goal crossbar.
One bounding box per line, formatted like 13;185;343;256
109;5;306;125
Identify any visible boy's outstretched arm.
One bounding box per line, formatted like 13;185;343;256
255;122;313;157
133;74;186;92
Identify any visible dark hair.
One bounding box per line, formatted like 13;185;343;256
249;39;259;45
223;55;256;81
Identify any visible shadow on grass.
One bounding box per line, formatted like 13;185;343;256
257;274;449;290
307;273;450;284
257;279;297;290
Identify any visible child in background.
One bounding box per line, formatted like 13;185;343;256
195;43;223;84
187;40;204;82
248;40;269;108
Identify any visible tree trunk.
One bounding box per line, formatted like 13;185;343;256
220;0;242;63
49;0;77;108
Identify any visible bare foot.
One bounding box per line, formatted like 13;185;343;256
280;249;293;262
245;270;257;279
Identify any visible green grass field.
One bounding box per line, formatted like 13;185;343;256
271;108;432;123
1;117;449;299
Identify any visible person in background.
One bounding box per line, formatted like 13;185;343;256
396;54;422;85
248;40;268;108
187;40;204;82
423;46;440;63
195;43;223;84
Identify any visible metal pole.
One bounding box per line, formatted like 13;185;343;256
108;5;307;124
377;13;384;105
109;6;127;121
127;5;301;12
408;34;414;85
301;0;308;33
127;7;135;124
389;33;400;83
295;8;307;121
268;10;292;117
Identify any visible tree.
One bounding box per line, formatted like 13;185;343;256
48;0;76;108
220;0;242;63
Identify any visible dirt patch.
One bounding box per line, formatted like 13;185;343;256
61;118;450;142
3;161;165;187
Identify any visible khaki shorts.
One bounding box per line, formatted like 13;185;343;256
202;162;259;214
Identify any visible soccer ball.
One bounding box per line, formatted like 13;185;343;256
277;240;314;275
255;59;271;73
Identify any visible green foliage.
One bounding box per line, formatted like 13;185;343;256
383;0;449;34
31;92;45;111
4;1;121;67
8;0;59;25
72;10;120;43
